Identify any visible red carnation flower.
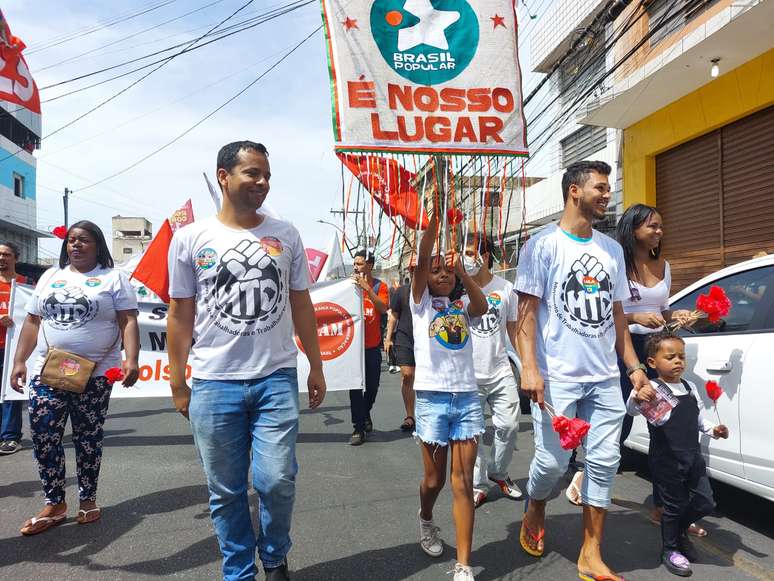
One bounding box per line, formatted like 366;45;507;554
447;208;464;226
705;380;723;402
104;367;125;385
696;286;731;323
551;413;590;450
52;225;67;239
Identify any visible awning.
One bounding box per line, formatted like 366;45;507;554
0;217;53;238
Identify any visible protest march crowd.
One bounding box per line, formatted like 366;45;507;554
0;141;734;581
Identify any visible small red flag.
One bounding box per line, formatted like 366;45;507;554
131;219;174;303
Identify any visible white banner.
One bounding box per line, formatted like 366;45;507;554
1;280;363;401
321;0;528;155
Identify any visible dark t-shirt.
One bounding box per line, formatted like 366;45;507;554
390;284;414;348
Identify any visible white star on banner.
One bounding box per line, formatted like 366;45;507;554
398;0;461;51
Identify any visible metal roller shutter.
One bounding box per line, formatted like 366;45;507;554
655;104;774;292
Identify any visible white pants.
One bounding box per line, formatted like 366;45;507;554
473;374;521;489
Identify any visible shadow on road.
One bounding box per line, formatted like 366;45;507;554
0;484;215;573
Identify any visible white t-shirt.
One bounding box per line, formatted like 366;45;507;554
411;288;477;393
621;261;671;335
27;266;138;376
626;379;716;434
168;215;310;380
515;224;629;383
462;275;517;384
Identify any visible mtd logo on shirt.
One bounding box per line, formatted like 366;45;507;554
43;286;99;330
554;254;614;337
370;0;478;85
471;292;502;338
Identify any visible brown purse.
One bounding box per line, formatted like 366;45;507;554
39;348;96;393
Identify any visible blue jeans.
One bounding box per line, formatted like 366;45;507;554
189;368;299;581
527;379;625;508
414;390;484;446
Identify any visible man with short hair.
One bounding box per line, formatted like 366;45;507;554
516;160;649;580
349;250;388;445
0;240;26;456
167;140;326;581
461;234;522;507
384;271;415;432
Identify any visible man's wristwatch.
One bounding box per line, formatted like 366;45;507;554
626;363;647;376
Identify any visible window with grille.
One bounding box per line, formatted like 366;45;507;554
559;48;605;107
13;173;24;198
561;125;607;168
646;0;720;47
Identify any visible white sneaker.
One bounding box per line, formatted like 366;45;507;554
418;509;443;557
453;563;475;580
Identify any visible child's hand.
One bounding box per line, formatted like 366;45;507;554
713;425;729;439
447;250;464;277
634;384;656;402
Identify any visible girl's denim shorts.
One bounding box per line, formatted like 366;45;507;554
413;390;484;446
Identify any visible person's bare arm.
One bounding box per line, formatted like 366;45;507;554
412;203;439;304
614;302;650;397
10;314;41;392
384;311;397;356
167;297;195;418
290;289;327;409
116;309;140;387
516;293;544;407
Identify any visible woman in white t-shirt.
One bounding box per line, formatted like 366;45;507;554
11;221;139;536
410;202;488;581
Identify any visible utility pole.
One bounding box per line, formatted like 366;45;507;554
63;187;70;227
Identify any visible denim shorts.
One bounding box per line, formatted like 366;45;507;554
414;390;484;446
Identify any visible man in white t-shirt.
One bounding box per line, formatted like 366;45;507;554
461;234;522;507
515;161;649;581
167;141;326;581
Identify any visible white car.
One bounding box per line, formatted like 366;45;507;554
625;254;774;502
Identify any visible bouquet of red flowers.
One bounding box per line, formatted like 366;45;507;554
544;403;591;450
668;285;732;330
104;367;125;386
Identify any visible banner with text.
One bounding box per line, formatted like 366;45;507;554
321;0;527;155
1;280;363;401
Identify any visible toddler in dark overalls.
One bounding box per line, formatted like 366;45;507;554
627;331;729;577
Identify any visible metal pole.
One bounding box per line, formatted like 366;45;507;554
63;187;70;227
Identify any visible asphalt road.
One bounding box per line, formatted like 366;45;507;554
1;370;772;580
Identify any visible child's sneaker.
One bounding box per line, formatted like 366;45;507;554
489;475;523;499
418;509;443;557
662;550;692;577
473;488;487;508
453;563;475;580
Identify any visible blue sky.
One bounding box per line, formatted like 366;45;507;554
4;0;551;262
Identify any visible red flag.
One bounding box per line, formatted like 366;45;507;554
170;199;194;231
0;10;41;115
337;153;429;230
306;248;328;282
131;219;174;303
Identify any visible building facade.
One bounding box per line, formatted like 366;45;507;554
581;0;774;290
112;216;153;262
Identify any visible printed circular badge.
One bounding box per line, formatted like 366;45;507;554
51;280;67;288
195;248;218;270
296;301;354;361
85;277;102;287
260;237;284;257
370;0;479;85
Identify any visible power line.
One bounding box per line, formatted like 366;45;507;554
76;26;323;194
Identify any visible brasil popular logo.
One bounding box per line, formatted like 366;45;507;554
370;0;479;85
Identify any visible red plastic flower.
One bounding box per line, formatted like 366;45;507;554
52;225;67;239
696;285;731;323
705;380;723;403
447;208;464;226
552;414;591;450
104;367;125;385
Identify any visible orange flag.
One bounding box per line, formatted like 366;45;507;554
131;219;174;303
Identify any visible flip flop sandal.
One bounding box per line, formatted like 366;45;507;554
76;507;102;524
20;513;66;536
400;416;415;432
565;471;583;506
519;497;545;557
688;523;707;537
578;573;626;581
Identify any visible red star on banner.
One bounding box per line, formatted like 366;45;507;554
342;17;358;30
491;14;506;29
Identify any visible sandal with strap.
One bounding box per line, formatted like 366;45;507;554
20;513;66;536
76;507;102;524
579;573;626;581
400;416;415;432
519;497;545;557
566;470;583;506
